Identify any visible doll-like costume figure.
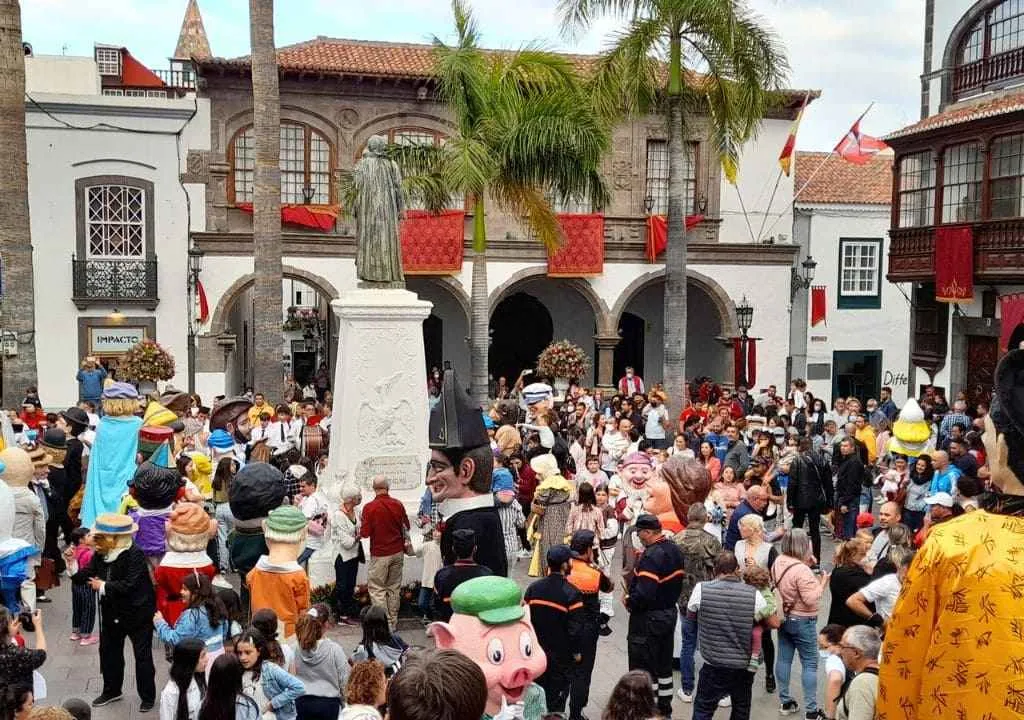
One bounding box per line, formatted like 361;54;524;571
246;505;310;638
80;382;142;529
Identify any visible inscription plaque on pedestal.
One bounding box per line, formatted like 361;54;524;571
353;455;423;492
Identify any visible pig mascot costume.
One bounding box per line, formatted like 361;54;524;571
432;575;548;720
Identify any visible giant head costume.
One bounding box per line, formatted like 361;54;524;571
432;576;547;719
210;397;254;444
0;462;37;614
157;502;217;626
619;452;654;494
888;398;932;458
262;505;308;564
81;383;144;529
91;512;138;557
228;462;287;583
643;455;712;534
427;364;491;503
986;347;1024;496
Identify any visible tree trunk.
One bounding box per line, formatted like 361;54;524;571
0;0;38;407
662;34;687;418
249;0;283;399
469;195;489;406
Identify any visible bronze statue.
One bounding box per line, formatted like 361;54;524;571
353;135;405;287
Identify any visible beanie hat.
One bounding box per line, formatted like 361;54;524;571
263;505;308;544
208;429;234;451
166;502;215;552
103;382;139;400
0;448;34;488
491;467;515;493
229;462;287;521
143;401;177;427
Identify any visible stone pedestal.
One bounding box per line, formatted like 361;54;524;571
323;288;433;510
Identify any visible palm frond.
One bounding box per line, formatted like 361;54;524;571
442;135;498;198
489;47;582;99
491;182;565;253
432;2;489;137
558;0;650;38
336;168;357;220
587;15;664;121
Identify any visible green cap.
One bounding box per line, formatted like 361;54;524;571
450;576;525;626
263;505;309;542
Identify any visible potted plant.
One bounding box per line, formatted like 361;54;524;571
120;338;176;396
536;340;591;398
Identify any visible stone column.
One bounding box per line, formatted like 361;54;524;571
594;332;620;392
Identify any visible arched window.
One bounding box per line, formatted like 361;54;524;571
381;127;462;209
229;122;333;205
954;0;1024;97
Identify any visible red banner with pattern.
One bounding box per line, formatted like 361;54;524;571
934;225;974;303
400;210;465;274
1000;293;1024;351
548;214;605;277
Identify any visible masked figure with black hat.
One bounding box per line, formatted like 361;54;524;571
624;513;686;718
428;364;508;577
567;529;614;720
431;528;492;621
524;544;584;715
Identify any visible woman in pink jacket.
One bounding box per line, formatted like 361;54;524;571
770;528;829;718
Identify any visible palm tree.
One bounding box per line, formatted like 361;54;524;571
391;0;610;405
0;0;38;407
248;0;283;398
560;0;788;413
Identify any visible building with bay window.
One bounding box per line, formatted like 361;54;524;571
887;0;1024;404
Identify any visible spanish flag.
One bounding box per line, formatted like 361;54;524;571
778;92;810;176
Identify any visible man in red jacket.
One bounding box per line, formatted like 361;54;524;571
360;475;410;630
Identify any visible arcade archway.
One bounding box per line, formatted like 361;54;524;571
406;277;471;381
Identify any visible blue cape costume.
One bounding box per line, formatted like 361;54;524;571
80;414;143;529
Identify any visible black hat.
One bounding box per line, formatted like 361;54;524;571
635;513;662;531
229;462;287;521
21;396;40;409
546;544;573;568
429;363;488;451
994;348;1024;437
40;428;67;451
569;529;595;555
452;528;477;558
61;407;89;430
131;462;183;510
210;396;252;431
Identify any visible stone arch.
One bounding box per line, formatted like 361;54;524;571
610;268;739;339
488;266;613;333
406;275;471;326
219;105;340;157
941;0;1002;107
352;111;457;146
207;265;341;334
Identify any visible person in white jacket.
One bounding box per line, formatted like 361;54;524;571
331;485;362;623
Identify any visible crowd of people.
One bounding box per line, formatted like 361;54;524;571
0;354;1017;720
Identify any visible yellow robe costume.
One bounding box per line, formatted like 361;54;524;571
879;508;1024;720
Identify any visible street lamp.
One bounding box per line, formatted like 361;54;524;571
302;184;316;205
644;194;654;214
187;246;205;393
735;295;754;387
790;254;817;300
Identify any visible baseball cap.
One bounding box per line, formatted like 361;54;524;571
924;492;955;508
547;544;573;567
569;529;596;555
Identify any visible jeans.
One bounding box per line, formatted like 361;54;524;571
859;486;873;512
775;616;818;713
214;502;234;572
679;614;699;693
418;587;435;619
842;507;858;540
693;664;754;720
791;509;821;563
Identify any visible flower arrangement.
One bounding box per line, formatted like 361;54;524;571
119;338;175;382
283;306;321;331
537;339;591;381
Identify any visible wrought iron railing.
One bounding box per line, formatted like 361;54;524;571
952;46;1024;98
72;257;159;308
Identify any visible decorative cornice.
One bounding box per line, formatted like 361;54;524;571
71;158;158;170
26;100;197;121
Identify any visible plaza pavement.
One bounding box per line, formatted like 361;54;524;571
37;529;838;720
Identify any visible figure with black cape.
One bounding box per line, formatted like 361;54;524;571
427;364;508;577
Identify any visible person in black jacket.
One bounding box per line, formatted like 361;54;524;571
80;513;156;712
59;407;89;544
524;545;584;715
835;438;865;541
785;439;832;563
432;529;492;621
567;530;613;720
625;514;686;718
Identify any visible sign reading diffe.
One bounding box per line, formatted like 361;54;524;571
89;327;147;354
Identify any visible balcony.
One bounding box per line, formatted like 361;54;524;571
953;47;1024;99
72;257;159;310
889;218;1024;283
152;68;197;91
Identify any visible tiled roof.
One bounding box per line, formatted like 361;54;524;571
886;89;1024;140
196;36;815;106
793;151;892;206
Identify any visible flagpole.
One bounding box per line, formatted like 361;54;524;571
733;183;759;244
759;91;811;241
756;168;784;241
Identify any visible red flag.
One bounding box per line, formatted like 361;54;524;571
645;214;705;262
732;338;757;387
746;339;757;388
810;286;827;327
934;225;974;303
196;279;209;325
1000;293;1024;351
834;116;888;165
779;92;810;176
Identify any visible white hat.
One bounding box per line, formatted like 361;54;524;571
924;491;954;508
523;382;553;406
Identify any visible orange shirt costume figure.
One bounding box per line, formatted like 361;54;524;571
246;505;310;638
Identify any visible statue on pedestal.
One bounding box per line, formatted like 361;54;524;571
353;135;405;288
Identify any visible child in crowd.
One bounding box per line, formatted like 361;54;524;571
160;638;206;720
601;670;658;720
385;649;487;720
492;466;525;569
235;630;305;720
742;565;778;672
251;608;294;672
351;606;408;678
293;605;349;720
818;625;847;720
199;654;260;720
63;527;97;645
341;661;387;720
216;587;245;646
154;573;228;675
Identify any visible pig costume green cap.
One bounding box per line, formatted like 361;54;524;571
451;576;525;625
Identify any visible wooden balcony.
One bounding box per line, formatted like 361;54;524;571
889;217;1024;282
953;46;1024;98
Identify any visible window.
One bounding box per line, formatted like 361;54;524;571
101;89;124;97
838;238;882;309
550;194;593;214
86;185;145;259
942;142;983;223
991;134;1024;218
145;90;168;99
230;123;332;205
387;127;462;210
898;151;935;227
645;139;696;215
990;0;1024;55
95;48;121;76
955;0;1024;96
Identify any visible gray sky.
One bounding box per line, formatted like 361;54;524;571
21;0;923;150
